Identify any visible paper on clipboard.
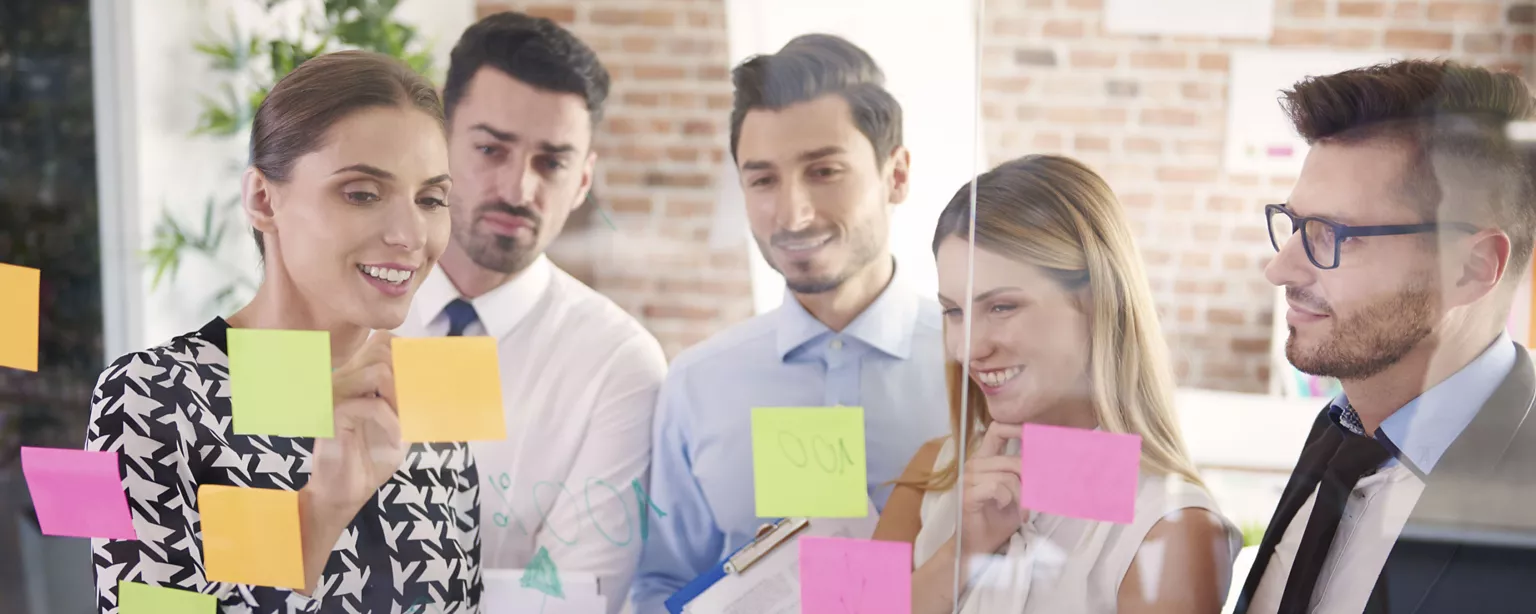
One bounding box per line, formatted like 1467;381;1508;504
681;501;880;614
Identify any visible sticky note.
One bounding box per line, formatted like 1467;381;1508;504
799;536;911;614
119;581;216;613
1019;424;1142;524
0;263;41;371
20;447;136;539
227;329;333;437
751;407;867;518
198;484;305;589
393;336;507;442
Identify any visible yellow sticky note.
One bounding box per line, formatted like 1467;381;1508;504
393;336;507;442
751;407;868;518
0;263;41;372
198;485;305;589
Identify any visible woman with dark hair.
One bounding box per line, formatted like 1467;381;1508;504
86;50;478;612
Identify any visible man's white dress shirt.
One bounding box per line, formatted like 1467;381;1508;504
398;255;668;614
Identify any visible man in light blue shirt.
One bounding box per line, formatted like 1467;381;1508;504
629;34;948;612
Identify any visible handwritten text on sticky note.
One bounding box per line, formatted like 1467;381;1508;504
119;581;216;614
21;447;136;540
393;336;507;443
1019;424;1142;524
198;484;305;589
227;329;333;438
0;263;41;372
799;536;911;614
751;407;867;518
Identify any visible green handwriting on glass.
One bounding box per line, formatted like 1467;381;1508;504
484;474;666;548
777;431;856;475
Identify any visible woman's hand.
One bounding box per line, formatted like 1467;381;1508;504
308;330;409;512
958;422;1026;561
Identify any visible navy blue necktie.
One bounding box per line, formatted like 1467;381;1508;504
443;298;479;337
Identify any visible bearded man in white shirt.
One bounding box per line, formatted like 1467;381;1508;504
395;12;666;613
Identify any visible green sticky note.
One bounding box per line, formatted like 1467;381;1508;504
228;329;333;437
119;581;216;613
751;407;868;518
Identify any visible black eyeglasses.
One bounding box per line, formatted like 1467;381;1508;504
1265;204;1479;270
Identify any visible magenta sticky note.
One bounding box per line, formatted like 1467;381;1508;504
799;536;911;614
1019;424;1142;524
20;447;137;540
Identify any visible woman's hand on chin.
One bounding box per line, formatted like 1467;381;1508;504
959;421;1026;561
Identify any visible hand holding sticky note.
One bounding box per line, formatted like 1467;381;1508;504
393;336;507;442
119;581;216;614
1019;423;1142;524
227;329;333;438
0;263;41;372
20;447;136;539
198;484;305;589
751;407;867;518
799;536;911;614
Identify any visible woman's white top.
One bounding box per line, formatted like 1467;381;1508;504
912;437;1243;613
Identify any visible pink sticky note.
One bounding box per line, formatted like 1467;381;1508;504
20;447;137;539
799;536;911;614
1019;424;1142;524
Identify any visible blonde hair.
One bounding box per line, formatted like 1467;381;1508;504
920;154;1203;490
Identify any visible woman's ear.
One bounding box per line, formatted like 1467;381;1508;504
242;167;278;235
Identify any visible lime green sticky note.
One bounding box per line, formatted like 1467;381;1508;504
228;329;333;437
751;407;868;518
119;581;216;613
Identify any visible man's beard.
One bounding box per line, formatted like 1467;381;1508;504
1286;281;1436;381
757;224;883;295
454;201;542;274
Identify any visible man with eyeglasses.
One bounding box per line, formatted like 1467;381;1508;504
1236;59;1536;613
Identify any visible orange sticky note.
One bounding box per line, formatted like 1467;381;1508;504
0;263;41;371
393;336;507;442
198;485;305;589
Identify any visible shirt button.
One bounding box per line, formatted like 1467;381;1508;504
830;338;844;350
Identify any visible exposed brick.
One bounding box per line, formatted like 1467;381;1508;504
1014;48;1058;66
1464;33;1505;54
665;146;702;163
698;65;729;81
1125;137;1163;154
621;36;658;53
1291;0;1328;17
1393;2;1428;19
1033;132;1066;150
1043;19;1087;38
1222;253;1252;271
1065;0;1102;8
1384;29;1455;50
682;120;716;136
524;4;576;23
1197;53;1230;72
1193;223;1223;241
992;17;1032;37
622;92;661;107
1045;107;1128;124
591;9;674;27
1072;50;1120;68
1180;82;1220;101
644;171;711;188
1207;195;1248;213
642;304;718;320
1142;108;1200;126
1075;134;1111;152
1338;1;1387;18
634;64;687;80
1515;34;1535;53
609;197;652;214
707;93;732;110
1336;29;1378;48
1158;166;1219;183
1176;139;1224;157
1512;3;1536;24
1180;252;1212;268
985;76;1032;94
664;199;714;217
1271;28;1332;47
1427;1;1503;23
1130;50;1189;70
1106;79;1139;97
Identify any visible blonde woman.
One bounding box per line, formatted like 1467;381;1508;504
873;155;1241;613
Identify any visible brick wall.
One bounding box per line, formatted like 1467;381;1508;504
982;0;1535;392
474;0;752;358
475;0;1534;392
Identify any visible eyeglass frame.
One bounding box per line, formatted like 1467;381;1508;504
1264;204;1480;270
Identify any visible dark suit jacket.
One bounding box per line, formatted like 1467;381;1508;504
1235;343;1536;614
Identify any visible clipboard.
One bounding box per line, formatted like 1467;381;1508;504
664;503;879;614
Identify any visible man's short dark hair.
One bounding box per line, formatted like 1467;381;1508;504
1282;59;1536;275
729;34;902;165
443;11;610;124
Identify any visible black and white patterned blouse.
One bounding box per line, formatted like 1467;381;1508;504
85;318;482;613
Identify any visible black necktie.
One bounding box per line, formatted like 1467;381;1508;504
443;298;479;337
1277;429;1393;613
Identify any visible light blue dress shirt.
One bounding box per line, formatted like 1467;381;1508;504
629;274;949;613
1328;332;1518;475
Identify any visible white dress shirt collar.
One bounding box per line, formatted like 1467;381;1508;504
413;255;555;339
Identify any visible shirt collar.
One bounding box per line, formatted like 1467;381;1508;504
774;262;920;361
413;255;554;339
1329;331;1516;474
